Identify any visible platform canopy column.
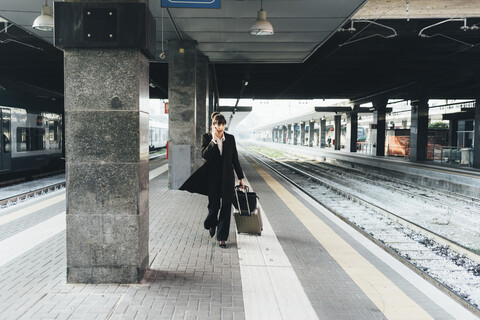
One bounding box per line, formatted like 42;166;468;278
372;97;387;156
346;107;358;152
208;65;215;125
309;121;315;147
195;55;208;170
55;0;154;283
473;98;480;168
448;120;458;148
410;98;429;162
334;115;341;150
168;40;197;189
300;122;306;146
320;118;326;148
293;123;298;145
287;124;292;144
195;55;210;169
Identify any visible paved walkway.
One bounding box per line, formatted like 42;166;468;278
0;154;478;320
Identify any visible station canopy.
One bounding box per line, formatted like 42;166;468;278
2;0;480;106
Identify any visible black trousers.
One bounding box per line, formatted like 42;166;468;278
204;178;231;242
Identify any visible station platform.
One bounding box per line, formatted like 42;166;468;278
0;152;478;320
248;140;480;199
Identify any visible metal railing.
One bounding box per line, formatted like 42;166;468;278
433;146;474;166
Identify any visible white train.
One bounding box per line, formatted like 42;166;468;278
149;118;168;150
1;106;169;176
0;107;63;174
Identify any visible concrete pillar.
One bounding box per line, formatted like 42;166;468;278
64;52;150;283
309;121;315;147
473;99;480;168
57;0;156;284
334;115;341;150
287;124;292;144
208;65;215;127
281;126;286;143
195;55;208;169
271;129;275;142
373;99;387;156
169;40;197;189
300;122;306;146
410;99;429;161
449;120;458;147
293;123;298;145
346;112;358;152
320;119;326;148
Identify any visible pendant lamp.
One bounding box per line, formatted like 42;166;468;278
33;0;54;32
249;0;274;36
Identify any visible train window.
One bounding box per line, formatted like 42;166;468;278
2;110;11;153
17;127;46;151
49;120;61;148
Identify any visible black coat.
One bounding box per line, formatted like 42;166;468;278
180;132;244;205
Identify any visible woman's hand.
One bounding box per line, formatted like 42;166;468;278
211;124;216;138
239;179;245;189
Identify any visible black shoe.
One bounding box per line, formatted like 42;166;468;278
209;227;216;238
219;242;227;248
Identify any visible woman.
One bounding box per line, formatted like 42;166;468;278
180;113;244;248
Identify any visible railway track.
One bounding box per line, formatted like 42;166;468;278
292;161;480;248
0;169;65;188
0;182;65;207
248;150;480;314
300;159;480;215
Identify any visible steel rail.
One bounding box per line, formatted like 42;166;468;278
296;161;480;233
0;182;65;206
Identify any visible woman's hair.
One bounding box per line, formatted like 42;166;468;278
212;113;226;125
211;111;220;120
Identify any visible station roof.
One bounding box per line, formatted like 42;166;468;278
2;0;480;109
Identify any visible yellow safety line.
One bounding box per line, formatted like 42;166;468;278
253;163;434;320
0;193;65;226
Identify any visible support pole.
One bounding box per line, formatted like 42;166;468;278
320;118;326;148
309;121;315;147
334;115;341;150
168;40;197;189
473;98;480;168
410;98;429;161
346;111;358;152
300;122;306;146
373;98;387;156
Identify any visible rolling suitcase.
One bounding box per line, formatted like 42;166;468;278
233;185;263;235
234;207;263;235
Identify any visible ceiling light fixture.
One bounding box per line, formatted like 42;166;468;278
249;0;274;36
33;0;54;32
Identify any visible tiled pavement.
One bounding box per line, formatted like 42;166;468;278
0;154;478;320
0;161;244;320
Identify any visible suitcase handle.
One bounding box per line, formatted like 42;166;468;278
235;185;251;216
